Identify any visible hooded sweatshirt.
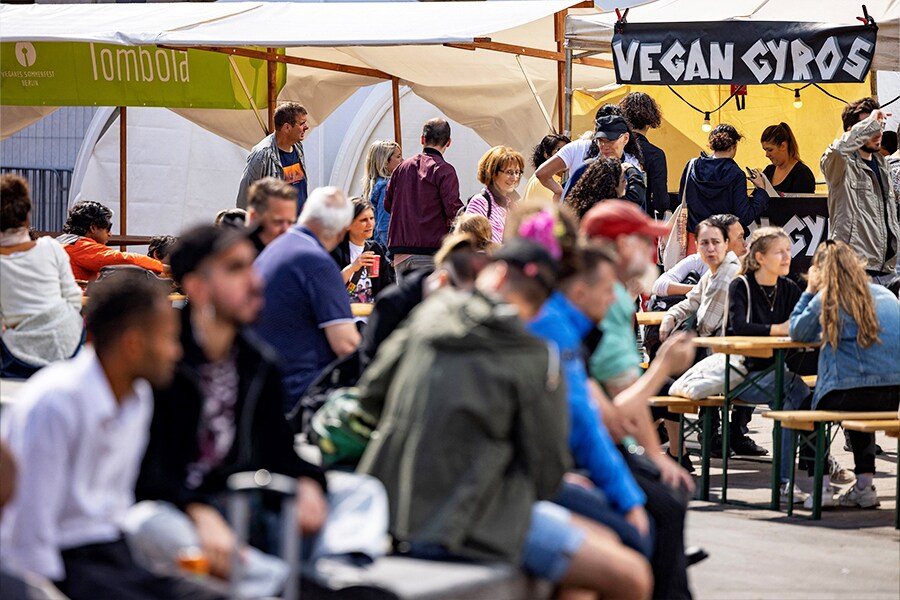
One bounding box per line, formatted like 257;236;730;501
357;288;570;562
679;154;768;233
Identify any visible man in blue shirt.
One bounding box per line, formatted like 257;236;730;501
253;186;360;412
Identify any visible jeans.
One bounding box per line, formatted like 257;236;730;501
734;368;811;482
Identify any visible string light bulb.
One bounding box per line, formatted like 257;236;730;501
793;89;803;109
701;112;712;133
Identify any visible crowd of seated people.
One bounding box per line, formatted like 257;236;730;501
0;92;898;600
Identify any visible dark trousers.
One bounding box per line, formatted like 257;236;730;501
59;539;224;600
622;451;692;600
552;481;654;559
817;385;900;474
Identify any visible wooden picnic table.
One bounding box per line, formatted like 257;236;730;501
351;303;374;317
691;335;819;508
635;311;666;326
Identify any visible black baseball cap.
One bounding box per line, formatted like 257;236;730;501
594;115;629;140
493;238;559;291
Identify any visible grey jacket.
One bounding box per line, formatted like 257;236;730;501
356;288;570;563
236;133;305;208
821;114;900;274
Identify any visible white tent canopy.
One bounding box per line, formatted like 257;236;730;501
0;1;613;152
566;0;900;72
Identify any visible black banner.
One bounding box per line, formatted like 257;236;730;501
612;22;877;85
754;195;829;277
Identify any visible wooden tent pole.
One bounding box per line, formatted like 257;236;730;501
391;77;402;144
554;10;566;134
119;106;127;251
267;47;277;133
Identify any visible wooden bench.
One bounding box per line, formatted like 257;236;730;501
842;419;900;529
649;395;757;501
763;410;897;521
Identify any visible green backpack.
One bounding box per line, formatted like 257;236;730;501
310;387;379;468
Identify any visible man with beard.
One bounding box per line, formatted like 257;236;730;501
822;97;899;286
130;226;386;598
0;273;220;600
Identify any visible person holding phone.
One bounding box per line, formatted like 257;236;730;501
760;123;816;194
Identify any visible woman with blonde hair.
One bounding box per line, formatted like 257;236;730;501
726;227;851;502
465;145;525;244
790;240;900;509
361;140;402;248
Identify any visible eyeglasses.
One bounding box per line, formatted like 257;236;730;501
596;135;623;146
500;169;523;178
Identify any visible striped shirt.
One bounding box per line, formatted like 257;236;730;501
465;188;508;244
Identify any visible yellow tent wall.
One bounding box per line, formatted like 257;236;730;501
572;80;873;194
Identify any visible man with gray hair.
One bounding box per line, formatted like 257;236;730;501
253;186;360;411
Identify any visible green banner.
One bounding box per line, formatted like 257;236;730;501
1;42;285;109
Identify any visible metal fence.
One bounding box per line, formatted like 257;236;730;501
0;167;72;232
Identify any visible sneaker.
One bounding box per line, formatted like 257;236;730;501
837;484;881;509
731;436;769;456
780;482;808;504
827;455;855;486
803;485;840;510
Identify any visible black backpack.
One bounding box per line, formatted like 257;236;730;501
456;187;492;221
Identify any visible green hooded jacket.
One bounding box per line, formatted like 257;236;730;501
357;288;570;562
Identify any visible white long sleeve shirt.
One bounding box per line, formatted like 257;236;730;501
651;253;707;297
0;349;153;581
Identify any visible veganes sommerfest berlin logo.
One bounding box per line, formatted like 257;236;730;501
15;43;36;67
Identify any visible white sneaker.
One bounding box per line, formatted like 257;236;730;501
837;484;881;508
803;485;840;510
780;482;808;504
827;455;855;486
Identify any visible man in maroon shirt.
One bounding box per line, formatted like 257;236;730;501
384;118;462;279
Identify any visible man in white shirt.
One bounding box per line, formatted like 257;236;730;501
0;272;221;600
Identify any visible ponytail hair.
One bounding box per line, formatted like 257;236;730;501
760;122;801;162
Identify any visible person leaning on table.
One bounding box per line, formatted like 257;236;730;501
789;240;900;510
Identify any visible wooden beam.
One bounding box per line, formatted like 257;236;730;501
445;40;560;62
444;40;613;70
266;47;277;134
574;56;614;69
391;77;402;145
554;10;566;133
119;106;127;252
160;45;391;80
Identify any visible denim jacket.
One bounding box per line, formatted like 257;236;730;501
789;285;900;405
370;177;390;248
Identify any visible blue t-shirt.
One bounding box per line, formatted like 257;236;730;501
863;156;885;197
529;292;646;513
278;148;309;212
253;226;353;411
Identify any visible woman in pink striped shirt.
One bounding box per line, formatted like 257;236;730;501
465;146;525;244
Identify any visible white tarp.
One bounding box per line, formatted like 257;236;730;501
0;1;615;154
0;1;575;46
566;0;900;72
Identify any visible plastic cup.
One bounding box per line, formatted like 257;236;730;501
371;255;381;278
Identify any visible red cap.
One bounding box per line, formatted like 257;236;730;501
580;200;670;239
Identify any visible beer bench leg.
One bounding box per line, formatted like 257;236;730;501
811;423;827;520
